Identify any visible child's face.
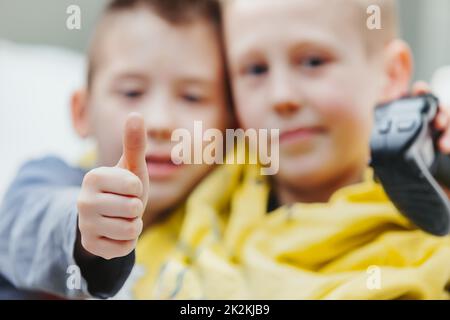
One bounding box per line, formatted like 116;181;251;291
77;9;228;216
224;0;403;197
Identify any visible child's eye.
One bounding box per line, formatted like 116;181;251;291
123;90;144;99
244;63;268;76
300;56;327;68
181;93;204;104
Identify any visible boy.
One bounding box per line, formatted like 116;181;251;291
0;0;229;299
218;0;450;298
129;0;450;299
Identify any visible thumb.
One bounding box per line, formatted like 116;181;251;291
117;113;149;201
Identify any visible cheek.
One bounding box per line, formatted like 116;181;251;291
236;106;262;130
325;102;372;157
177;105;228;134
204;104;229;132
90;99;128;166
306;74;374;137
175;90;229;132
319;96;367;130
233;82;267;130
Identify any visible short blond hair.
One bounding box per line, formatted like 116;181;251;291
221;0;399;54
355;0;399;53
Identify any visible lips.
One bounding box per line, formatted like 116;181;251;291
280;126;326;144
145;154;182;180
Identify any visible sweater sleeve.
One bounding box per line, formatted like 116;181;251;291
0;157;134;299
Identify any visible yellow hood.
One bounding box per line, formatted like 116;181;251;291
134;163;450;300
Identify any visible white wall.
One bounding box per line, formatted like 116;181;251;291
1;0;450;81
0;0;108;53
398;0;450;81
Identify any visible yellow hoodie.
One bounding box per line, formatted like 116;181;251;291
132;163;450;300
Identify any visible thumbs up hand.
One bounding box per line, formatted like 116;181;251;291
77;113;149;260
117;113;150;207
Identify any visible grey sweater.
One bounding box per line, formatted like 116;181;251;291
0;157;134;299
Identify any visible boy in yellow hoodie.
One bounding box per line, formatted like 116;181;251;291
0;0;230;299
132;0;450;299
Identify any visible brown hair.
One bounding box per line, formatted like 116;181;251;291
87;0;223;88
107;0;221;25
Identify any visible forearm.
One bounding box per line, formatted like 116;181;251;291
0;187;87;298
0;157;135;299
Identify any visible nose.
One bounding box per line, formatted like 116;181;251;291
273;101;300;116
269;65;301;117
143;90;175;142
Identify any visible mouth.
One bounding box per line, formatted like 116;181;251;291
145;154;183;180
280;126;326;144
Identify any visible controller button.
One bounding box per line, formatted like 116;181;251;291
378;120;391;134
397;119;416;132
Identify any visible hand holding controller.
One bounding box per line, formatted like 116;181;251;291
370;94;450;236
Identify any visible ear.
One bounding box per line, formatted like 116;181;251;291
71;89;91;138
381;39;414;101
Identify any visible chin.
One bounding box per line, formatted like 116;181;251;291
278;154;333;186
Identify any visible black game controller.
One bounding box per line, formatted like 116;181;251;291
370;94;450;236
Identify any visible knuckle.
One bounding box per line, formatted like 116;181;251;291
123;223;137;239
125;177;142;196
110;241;133;259
83;170;99;186
128;198;143;217
103;252;116;260
123;220;141;239
98;240;118;260
77;195;92;213
116;248;130;258
136;219;144;236
78;218;95;235
101;252;114;260
120;240;137;256
80;236;97;255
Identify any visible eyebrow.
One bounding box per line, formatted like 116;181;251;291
108;72;151;90
230;33;344;63
110;73;217;91
288;41;338;56
113;73;149;81
176;78;216;87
